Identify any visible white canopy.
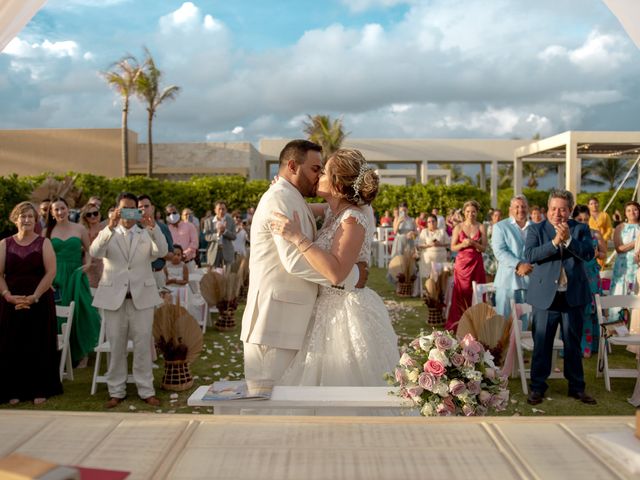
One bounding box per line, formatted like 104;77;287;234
0;0;47;51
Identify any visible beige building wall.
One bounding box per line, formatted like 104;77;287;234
134;141;264;179
0;128;133;177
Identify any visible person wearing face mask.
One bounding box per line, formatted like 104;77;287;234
165;203;199;271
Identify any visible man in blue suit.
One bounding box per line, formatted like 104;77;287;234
492;194;532;320
524;189;596;406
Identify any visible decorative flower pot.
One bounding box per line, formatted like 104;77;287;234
427;306;444;326
214;308;237;331
162;360;193;391
396;282;413;297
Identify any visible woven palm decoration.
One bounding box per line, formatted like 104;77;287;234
153;303;203;390
456;303;511;366
30;175;84;207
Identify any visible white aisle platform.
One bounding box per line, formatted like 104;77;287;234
0;411;637;479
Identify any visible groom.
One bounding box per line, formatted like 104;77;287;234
241;139;361;386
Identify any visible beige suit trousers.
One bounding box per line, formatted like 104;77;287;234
243;342;297;384
104;299;155;399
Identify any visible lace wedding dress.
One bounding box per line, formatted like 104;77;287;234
279;206;399;386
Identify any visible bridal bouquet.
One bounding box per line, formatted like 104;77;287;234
388;330;509;416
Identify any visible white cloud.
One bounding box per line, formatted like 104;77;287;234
231;126;244;135
540;30;629;72
3;37;79;58
159;2;225;35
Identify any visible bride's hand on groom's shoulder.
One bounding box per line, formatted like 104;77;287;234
355;262;369;289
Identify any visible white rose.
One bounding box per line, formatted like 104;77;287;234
407;368;420;383
433;382;449;397
483;351;496;368
421;403;435;416
419;336;433;352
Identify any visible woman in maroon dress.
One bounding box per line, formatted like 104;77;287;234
445;200;487;332
0;202;62;405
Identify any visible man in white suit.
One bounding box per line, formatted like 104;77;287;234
491;194;532;320
91;192;168;408
241;140;360;385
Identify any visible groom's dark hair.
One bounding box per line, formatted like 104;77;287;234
279;139;322;167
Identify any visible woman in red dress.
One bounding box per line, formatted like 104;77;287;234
445;200;487;332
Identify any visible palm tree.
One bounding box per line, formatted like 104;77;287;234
438;163;472;184
303;114;348;161
498;164;513;189
522;162;550;189
101;55;141;176
135;48;180;177
583;158;635;190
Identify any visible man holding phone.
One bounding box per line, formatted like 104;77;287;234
90;192;168;408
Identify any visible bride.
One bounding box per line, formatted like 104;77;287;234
270;149;399;386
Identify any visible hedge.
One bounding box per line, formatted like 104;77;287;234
0;173;629;238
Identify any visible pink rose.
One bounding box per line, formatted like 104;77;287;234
424;360;446;377
478;390;491;406
463;348;480;365
435;335;454;351
443;396;456;412
450;353;465;368
406;386;424;400
436;403;451;416
485;367;496;380
394;368;405;385
467;380;481;395
449;379;467;396
418;372;436;391
410;338;421;350
490;390;510;411
462;404;476;416
461;334;484;355
399;352;416;368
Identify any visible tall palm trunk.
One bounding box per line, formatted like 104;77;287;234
147;109;154;178
121;96;129;176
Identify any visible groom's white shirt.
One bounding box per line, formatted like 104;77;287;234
241;177;358;351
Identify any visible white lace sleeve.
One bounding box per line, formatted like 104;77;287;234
339;208;372;264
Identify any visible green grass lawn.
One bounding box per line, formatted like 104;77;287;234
3;267;638;416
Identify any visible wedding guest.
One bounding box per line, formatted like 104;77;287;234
609;201;640;298
232;210;249;257
80;202;104;289
530;206;544;224
446;208;462;237
390;202;417;257
379;210;393;227
572;205;605;358
446;200;487;331
612;209;623;228
0;202;62;405
416;214;450;276
587;197;613;242
432;207;446;230
91;192;167;408
491;195;531;320
524;189;596;406
138;195;173;288
46;197;101;368
37;199;50;233
165;203;199;270
415;212;428;232
200;209;213;232
202;201;236;268
181;208;200;232
164;244;189;305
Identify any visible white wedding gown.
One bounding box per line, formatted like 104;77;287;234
279;206;399;386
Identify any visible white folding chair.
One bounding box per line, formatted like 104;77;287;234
376;227;393;268
594;294;640;391
91;309;135;395
510;299;564;394
472;281;495;306
56;301;76;382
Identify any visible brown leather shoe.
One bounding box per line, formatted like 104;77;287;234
105;397;125;409
141;396;160;406
568;391;597;405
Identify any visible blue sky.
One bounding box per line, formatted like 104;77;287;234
2;0;640;148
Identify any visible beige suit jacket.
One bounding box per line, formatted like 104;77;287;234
241;178;357;350
90;224;168;311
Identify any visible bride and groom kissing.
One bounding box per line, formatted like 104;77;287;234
240;140;399;388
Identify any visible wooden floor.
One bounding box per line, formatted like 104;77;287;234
0;411;636;479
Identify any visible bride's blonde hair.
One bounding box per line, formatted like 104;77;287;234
326;149;379;206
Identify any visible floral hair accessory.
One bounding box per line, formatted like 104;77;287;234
352;162;373;203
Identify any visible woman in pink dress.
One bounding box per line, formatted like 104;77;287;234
445;200;487;332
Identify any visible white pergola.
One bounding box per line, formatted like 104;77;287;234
513;131;640;197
